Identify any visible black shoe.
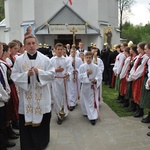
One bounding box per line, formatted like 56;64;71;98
7;125;19;139
90;120;96;125
8;133;19;139
148;125;150;129
117;99;125;103
83;115;87;117
121;101;129;107
6;140;16;147
70;106;75;111
12;120;19;130
141;116;150;123
127;106;136;112
12;130;20;136
57;117;62;125
147;132;150;136
134;108;144;118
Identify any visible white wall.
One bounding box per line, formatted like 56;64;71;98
0;27;5;42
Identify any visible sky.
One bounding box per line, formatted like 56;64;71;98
127;0;150;25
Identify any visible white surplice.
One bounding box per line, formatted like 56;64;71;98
79;63;101;120
92;57;104;104
128;54;149;82
120;56;131;80
50;56;72;118
0;60;11;107
113;53;126;75
67;56;83;107
11;51;55;125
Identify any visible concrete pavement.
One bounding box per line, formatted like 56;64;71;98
8;101;150;150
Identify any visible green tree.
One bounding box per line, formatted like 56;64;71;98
118;0;136;36
122;21;150;44
0;0;5;21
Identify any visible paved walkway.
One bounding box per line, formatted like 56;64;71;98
9;101;150;150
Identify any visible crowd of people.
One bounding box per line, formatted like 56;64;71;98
0;37;104;150
1;35;150;149
103;41;150;139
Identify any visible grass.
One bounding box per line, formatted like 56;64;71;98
102;83;133;117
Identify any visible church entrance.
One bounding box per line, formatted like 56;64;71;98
55;35;81;47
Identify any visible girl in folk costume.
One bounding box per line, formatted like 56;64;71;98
1;44;20;143
67;48;83;111
113;42;127;102
119;47;131;107
6;42;19;68
91;44;104;105
140;43;150;126
51;43;72;125
79;52;102;125
0;42;12;150
139;43;150;136
128;42;149;117
126;45;138;112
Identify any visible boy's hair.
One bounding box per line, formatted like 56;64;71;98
85;51;93;57
55;43;63;49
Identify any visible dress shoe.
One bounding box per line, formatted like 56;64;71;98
6;140;16;147
90;120;96;125
134;108;144;118
12;120;19;130
57;117;62;125
147;132;150;136
121;101;129;107
70;106;75;111
141;116;150;123
8;133;19;139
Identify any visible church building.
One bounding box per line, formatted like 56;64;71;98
0;0;120;49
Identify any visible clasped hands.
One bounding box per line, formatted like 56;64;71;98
28;67;38;76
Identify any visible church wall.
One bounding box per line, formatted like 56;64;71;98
22;0;35;21
3;0;119;48
4;0;23;43
0;27;5;42
98;0;108;23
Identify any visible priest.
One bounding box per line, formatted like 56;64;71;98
11;35;55;150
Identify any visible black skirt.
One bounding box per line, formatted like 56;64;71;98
19;112;51;150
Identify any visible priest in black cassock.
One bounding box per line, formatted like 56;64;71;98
11;36;55;150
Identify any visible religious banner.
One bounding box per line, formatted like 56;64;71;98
104;27;113;47
48;25;85;34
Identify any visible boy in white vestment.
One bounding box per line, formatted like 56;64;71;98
11;36;55;150
68;48;83;111
91;45;104;104
51;43;72;125
79;51;101;125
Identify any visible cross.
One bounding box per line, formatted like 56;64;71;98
70;27;77;45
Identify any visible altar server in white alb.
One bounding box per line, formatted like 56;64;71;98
11;35;55;150
79;51;102;125
67;47;83;111
51;43;72;125
91;44;104;104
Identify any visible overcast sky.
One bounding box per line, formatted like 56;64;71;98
128;0;150;25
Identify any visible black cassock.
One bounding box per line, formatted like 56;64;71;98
19;112;51;150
